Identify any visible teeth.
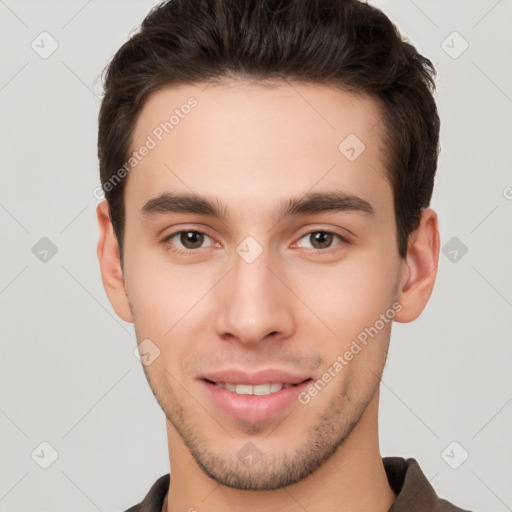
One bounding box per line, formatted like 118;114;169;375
236;384;253;395
214;382;294;395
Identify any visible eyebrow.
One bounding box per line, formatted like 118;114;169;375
140;190;374;223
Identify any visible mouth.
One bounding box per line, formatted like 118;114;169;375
204;379;310;396
198;373;313;423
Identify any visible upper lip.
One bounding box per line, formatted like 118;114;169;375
199;369;311;386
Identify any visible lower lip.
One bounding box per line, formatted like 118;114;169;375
200;379;312;423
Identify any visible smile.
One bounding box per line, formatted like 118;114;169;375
211;382;298;395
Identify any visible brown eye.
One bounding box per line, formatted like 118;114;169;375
296;230;348;252
163;230;215;252
179;231;205;249
309;231;334;249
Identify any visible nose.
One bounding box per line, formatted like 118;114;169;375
214;247;296;346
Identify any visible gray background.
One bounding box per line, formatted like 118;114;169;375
1;0;511;510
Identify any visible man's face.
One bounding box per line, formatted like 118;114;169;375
118;81;406;489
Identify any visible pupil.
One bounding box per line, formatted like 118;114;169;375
181;231;203;249
312;232;332;249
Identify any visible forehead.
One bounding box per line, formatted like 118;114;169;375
125;80;392;223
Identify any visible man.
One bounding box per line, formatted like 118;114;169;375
96;0;471;511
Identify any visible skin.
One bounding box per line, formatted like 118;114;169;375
96;80;439;512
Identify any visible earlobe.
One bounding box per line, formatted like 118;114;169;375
394;208;440;323
96;200;133;323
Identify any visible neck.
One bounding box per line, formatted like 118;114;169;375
164;394;395;512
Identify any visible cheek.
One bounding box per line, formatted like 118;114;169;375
291;252;397;342
124;220;399;346
123;235;208;331
127;264;202;378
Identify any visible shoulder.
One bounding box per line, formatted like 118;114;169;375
122;473;170;512
384;457;473;512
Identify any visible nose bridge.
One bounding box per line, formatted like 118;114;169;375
214;244;294;344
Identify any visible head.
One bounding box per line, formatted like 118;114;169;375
97;0;440;491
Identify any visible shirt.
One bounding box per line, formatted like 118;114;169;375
124;457;472;512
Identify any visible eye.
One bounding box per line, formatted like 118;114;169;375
163;230;216;252
296;230;348;250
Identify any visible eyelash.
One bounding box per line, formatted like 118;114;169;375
161;229;350;256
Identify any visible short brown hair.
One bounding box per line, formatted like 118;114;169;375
98;0;440;264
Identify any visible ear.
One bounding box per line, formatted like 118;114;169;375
96;200;133;323
394;208;440;323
